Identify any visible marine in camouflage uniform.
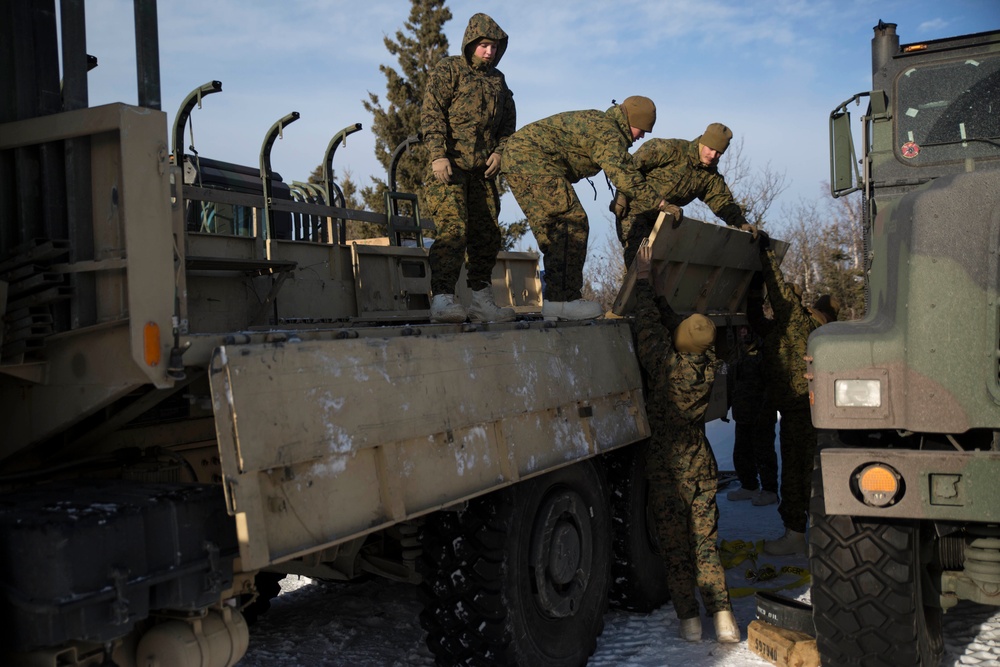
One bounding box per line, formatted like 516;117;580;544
728;326;779;499
616;123;755;267
421;14;515;299
501;98;661;303
747;240;835;540
634;279;732;622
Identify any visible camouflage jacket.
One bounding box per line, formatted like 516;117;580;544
629;137;747;225
747;248;822;410
635;281;719;429
501;104;659;205
420;13;516;172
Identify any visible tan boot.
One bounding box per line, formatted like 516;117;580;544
430;294;467;323
713;610;740;643
678;616;702;642
542;299;603;321
763;529;806;556
468;288;515;323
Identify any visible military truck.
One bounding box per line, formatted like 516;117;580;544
0;2;771;666
807;21;1000;667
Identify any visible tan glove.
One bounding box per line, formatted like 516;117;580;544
740;222;759;240
610;192;629;220
432;158;453;184
661;203;683;227
485;152;502;179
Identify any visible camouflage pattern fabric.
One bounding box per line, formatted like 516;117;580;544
776;407;815;533
503;172;587;300
502;104;658;301
747;248;821;410
619;137;748;265
747;248;825;532
424;173;502;292
729;336;778;493
634;281;732;618
421;13;515;293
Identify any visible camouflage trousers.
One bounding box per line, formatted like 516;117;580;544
777;406;817;533
503;172;588;302
732;409;779;493
422;166;502;294
646;425;732;618
617;208;659;268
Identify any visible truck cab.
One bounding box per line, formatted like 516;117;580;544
806;21;1000;667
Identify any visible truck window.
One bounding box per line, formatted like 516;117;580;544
895;53;1000;165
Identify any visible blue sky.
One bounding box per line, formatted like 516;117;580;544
78;0;999;254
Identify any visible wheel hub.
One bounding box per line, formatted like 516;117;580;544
529;490;593;618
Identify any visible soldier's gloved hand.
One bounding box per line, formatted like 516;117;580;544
432;158;453;184
662;203;683;228
485;152;502;179
610;192;629;220
740;222;759;240
757;230;771;252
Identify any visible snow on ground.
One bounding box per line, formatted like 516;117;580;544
235;419;1000;666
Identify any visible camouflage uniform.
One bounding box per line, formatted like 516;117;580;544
502;104;660;301
729;331;779;494
747;248;824;533
619;137;748;266
421;14;516;294
634;280;732;620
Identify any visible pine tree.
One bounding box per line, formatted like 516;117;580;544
361;0;451;214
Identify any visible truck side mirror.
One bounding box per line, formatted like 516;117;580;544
829;110;857;197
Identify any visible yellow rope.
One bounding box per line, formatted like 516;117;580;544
719;539;811;599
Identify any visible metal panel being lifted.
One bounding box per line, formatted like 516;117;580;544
612;213;788;318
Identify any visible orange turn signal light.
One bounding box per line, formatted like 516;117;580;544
856;463;901;507
144;322;161;367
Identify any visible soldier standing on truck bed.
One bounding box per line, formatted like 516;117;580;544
633;243;740;644
422;13;517;324
748;233;840;556
613;122;760;267
501;96;666;321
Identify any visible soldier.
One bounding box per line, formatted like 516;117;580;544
421;13;517;324
726;325;780;506
501;96;665;321
633;243;739;643
614;122;759;267
748;233;840;555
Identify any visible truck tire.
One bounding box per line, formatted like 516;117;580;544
604;442;670;612
808;435;943;666
419;460;611;666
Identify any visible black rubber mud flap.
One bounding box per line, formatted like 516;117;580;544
419;460;611;666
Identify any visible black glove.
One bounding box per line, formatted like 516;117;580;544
757;230;771;252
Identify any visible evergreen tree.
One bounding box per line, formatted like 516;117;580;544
361;0;451;214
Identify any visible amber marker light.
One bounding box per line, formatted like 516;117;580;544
857;463;901;507
144;322;161;366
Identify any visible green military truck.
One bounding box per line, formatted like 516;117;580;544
0;2;770;666
807;20;1000;667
